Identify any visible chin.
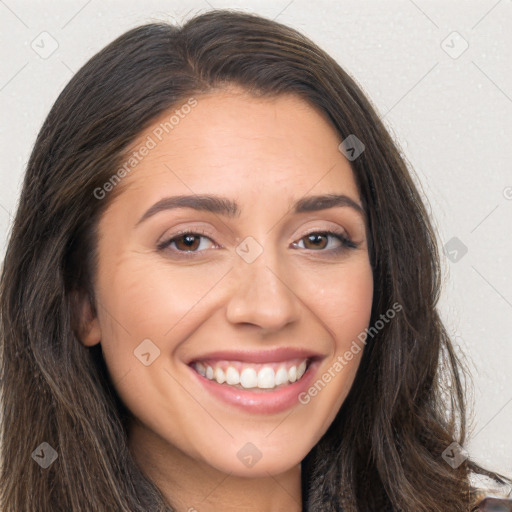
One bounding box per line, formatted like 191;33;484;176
196;436;310;478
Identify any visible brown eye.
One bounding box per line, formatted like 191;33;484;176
303;233;329;250
174;234;201;251
293;230;357;252
158;231;216;254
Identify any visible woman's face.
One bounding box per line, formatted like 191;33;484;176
81;87;373;477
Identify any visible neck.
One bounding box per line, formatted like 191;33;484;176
127;418;303;512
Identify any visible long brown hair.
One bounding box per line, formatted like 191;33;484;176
1;9;509;511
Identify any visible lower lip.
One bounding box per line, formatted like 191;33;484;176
189;360;321;414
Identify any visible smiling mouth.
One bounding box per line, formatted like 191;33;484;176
190;358;310;391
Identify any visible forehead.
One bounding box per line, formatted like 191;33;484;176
111;87;361;208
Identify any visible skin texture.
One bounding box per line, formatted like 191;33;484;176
80;87;374;512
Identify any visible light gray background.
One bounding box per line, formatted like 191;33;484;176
1;0;511;478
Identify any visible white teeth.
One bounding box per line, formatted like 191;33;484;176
275;367;288;386
214;367;225;384
257;367;275;389
297;360;307;379
225;366;240;385
194;359;309;390
196;362;206;377
240;368;258;388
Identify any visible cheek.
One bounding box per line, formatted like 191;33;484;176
295;260;373;426
305;260;374;345
96;258;231;374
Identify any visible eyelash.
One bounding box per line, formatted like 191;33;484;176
157;228;359;259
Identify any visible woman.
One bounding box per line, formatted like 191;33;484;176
0;9;510;512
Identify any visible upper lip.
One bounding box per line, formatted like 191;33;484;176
188;347;324;364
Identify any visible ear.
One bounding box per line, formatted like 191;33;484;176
72;290;101;347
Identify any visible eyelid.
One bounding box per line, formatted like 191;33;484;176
291;223;356;243
298;225;349;239
157;226;217;245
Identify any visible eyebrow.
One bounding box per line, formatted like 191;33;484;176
135;193;365;227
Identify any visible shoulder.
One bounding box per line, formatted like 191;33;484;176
470;473;512;511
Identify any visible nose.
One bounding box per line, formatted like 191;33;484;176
225;247;301;333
